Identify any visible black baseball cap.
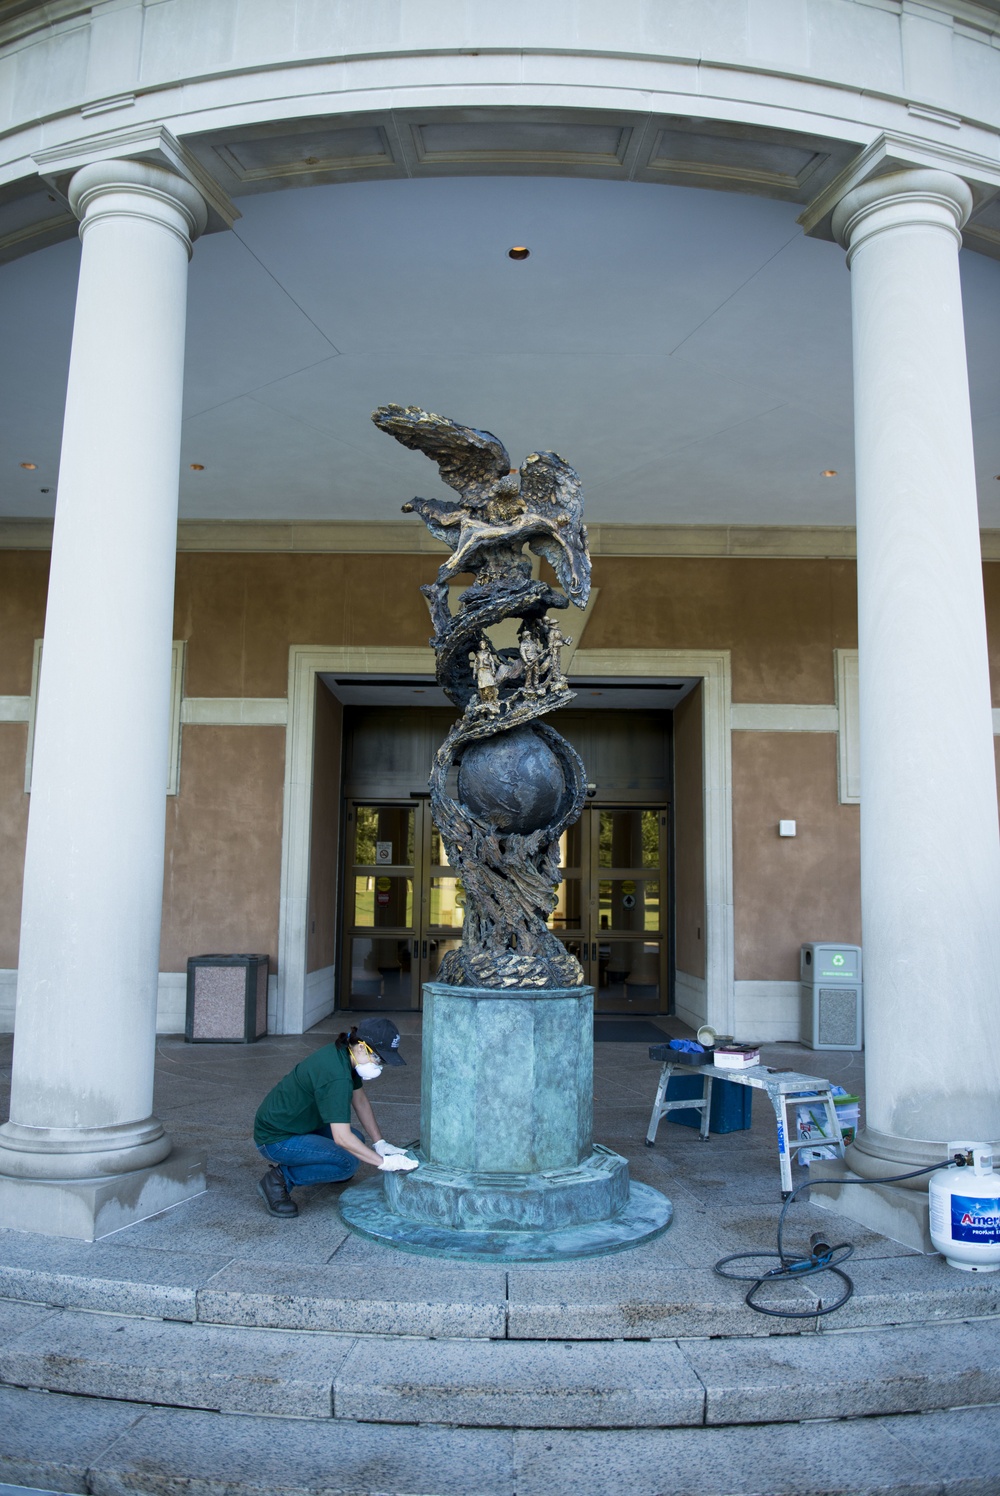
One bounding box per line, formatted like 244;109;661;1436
356;1017;406;1066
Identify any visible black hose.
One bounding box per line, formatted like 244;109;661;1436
714;1161;954;1319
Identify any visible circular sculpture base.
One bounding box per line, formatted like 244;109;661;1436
341;981;673;1260
386;1144;629;1230
339;1158;673;1263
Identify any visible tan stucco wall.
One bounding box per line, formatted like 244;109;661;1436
0;724;29;969
584;557;859;704
174;554;440;697
732;731;861;982
4;550;1000;988
672;684;705;981
0;552;47;695
981;566;1000;706
159;724;284;973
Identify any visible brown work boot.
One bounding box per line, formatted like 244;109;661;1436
257;1165;298;1217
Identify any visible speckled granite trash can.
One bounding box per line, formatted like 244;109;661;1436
339;984;672;1260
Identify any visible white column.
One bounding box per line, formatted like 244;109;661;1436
0;161;206;1184
833;169;1000;1174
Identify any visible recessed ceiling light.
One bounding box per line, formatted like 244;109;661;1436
20;462;37;470
821;469;838;477
507;246;530;260
189;463;205;471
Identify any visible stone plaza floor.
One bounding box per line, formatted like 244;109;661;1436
0;1015;998;1495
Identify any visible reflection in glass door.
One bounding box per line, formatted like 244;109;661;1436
550;806;669;1014
342;803;416;1011
340;801;464;1010
341;800;669;1013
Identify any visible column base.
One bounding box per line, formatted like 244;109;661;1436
845;1126;985;1186
339;1149;673;1262
0;1147;206;1241
808;1158;934;1254
0;1116;171;1179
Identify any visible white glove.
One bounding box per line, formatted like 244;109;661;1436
378;1153;419;1173
374;1140;408;1157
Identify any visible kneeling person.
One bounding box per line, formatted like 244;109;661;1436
254;1018;418;1217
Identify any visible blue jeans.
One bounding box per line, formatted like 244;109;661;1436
258;1127;363;1190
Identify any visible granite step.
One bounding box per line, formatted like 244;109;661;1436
0;1242;510;1338
340;1317;1000;1430
1;1383;999;1496
2;1240;999;1341
2;1299;999;1430
196;1258;507;1337
505;1253;1000;1338
0;1303;355;1418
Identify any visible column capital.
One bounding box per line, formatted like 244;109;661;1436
831;168;973;259
68;158;208;257
34;123;238;236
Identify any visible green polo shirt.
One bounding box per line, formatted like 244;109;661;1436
254;1043;362;1146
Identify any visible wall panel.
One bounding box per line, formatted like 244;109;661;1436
584;557;858;704
159;724;284;973
0;723;28;969
0;552;47;696
732;730;860;983
173;553;441;698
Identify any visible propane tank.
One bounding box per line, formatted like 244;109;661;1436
929;1142;1000;1272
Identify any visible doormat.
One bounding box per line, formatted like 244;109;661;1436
593;1020;670;1043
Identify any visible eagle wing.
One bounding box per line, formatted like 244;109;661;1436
520;451;591;606
372;405;511;506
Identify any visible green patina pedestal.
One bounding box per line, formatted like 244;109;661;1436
339;982;673;1261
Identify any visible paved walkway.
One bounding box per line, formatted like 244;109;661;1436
0;1018;998;1495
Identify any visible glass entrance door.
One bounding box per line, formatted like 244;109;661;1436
341;800;668;1013
551;806;670;1014
340;800;464;1010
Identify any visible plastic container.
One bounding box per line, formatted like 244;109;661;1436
929;1143;1000;1272
795;1086;859;1165
665;1074;752;1134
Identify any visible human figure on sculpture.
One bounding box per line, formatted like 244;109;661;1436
518;620;545;697
471;637;501;714
254;1017;418;1217
541;618;571;690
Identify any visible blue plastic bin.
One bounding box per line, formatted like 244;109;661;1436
664;1072;753;1133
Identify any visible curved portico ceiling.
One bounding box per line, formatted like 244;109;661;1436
185;106;1000;259
6;106;1000;267
2;167;999;531
190;108;859;204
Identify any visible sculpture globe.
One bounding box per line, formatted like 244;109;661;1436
458;726;565;836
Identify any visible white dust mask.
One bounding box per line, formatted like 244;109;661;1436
349;1041;383;1080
